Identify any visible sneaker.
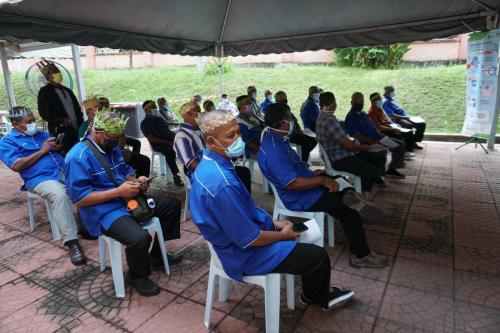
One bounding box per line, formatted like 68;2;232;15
350;251;389;269
67;241;87;266
342;190;383;222
386;168;406;179
406;152;416;158
173;175;184;187
414;143;424;150
300;287;354;310
132;277;161;296
404;153;415;161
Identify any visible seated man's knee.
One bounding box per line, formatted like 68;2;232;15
128;229;152;250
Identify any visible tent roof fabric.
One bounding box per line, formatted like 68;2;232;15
0;0;499;56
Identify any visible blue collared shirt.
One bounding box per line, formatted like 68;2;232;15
300;97;320;132
0;129;65;190
260;98;273;113
64;136;135;236
345;108;383;140
237;119;262;158
382;97;407;117
258;130;325;210
190;149;296;281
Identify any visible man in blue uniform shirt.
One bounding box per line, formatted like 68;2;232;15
258;103;389;269
0;106;86;265
190;110;354;311
65;111;183;296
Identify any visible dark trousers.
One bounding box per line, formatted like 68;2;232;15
270;243;331;307
388;131;415;152
128;152;151;178
152;144;180;175
290;134;317;162
235;166;252;194
395;119;426;142
332;152;385;192
307;190;371;258
126;137;141;154
387;137;406;169
103;196;181;279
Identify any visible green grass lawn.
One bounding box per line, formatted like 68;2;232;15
0;64;467;133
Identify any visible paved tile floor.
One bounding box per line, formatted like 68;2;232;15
0;141;500;332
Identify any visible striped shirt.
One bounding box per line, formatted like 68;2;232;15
173;123;205;174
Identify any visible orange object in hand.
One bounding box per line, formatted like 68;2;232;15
127;199;139;211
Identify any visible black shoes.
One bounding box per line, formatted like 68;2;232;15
414;143;424;150
299;286;354;311
173;175;184;186
67;241;87;266
131;276;161;296
150;252;183;268
386;168;406;178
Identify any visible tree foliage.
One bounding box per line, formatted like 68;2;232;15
334;44;411;69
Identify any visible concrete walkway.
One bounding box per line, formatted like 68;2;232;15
0;141;499;332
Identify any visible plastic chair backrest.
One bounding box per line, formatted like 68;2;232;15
268;181;287;209
318;144;333;169
206;241;224;270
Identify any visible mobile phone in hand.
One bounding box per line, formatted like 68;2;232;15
55;133;65;145
292;222;308;233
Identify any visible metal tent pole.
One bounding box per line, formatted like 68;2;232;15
71;44;86;102
487;14;500;150
0;44;16;108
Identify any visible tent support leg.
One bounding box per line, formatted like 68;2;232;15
71;44;86;103
0;44;16;109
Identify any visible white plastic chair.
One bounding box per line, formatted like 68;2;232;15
318;145;362;193
98;217;170;298
289;143;302;161
241;155;269;193
149;144;174;184
27;192;61;241
204;241;293;333
182;177;191;223
268;182;334;249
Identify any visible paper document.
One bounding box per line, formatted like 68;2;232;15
368;143;388;152
389;123;411;132
379;136;399;149
409;116;425;123
297;219;322;245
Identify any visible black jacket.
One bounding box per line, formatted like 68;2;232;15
37;83;83;135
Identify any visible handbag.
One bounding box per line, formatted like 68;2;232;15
84;140;155;222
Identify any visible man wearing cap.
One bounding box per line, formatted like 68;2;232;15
382;86;426;149
37;60;83;154
258;103;389;269
260;89;274;112
65;111;183;296
300;86;321;133
190;110;355;311
0;106;87;266
140;100;184;186
174;102;252;192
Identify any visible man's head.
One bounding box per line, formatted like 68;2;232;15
369;92;383;108
203;100;215;112
180;101;201;128
142;100;157;118
98;97;110;110
264;103;292;136
82;97;101;121
319;92;337;113
236;95;253;114
264;89;273;101
309;86;320;102
384;86;395;97
37;60;62;85
351;92;364;110
157;97;167;109
247;86;257;100
274;91;287;104
221;93;228;101
198;110;241;158
193;95;202;105
9;106;37;135
90;111;128;153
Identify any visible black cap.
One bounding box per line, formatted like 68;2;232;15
264;103;291;128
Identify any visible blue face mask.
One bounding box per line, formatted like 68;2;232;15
212;136;246;158
25;122;38;136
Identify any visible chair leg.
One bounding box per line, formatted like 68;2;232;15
264;274;281;333
159;154;166;176
45;200;61;241
218;276;231;301
28;195;36;232
108;239;125;298
150;154;155;175
204;265;217;329
327;216;334;248
150;219;170;276
98;237;107;272
354;177;362;193
182;188;190;223
285;274;295;310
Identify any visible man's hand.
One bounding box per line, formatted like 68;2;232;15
314;169;327;176
137;176;151;191
280;224;300;240
117;181;141;199
40;137;56;154
52;142;63;151
273;220;293;230
358;144;370;152
321;176;339;192
62;117;72;127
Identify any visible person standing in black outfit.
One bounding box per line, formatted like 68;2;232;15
37;60;83;154
140;100;184;186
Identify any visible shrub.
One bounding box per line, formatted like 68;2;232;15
204;61;232;75
333;43;411;69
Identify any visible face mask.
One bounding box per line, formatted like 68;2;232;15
376;100;383;108
271;120;294;137
211;136;245;158
222;98;228;103
251;92;257;100
102;139;118;153
265;95;273;102
282;99;288;104
390;92;395;98
25;122;38;136
312;93;320;101
153;109;159;117
51;73;63;84
352;103;364;111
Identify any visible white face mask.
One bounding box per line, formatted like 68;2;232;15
25;122;38;136
312;93;320;101
251;92;257;100
390;92;395;98
265;95;273;102
222;98;228;103
376;100;383;108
